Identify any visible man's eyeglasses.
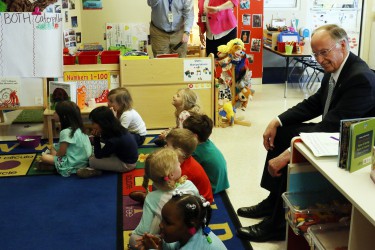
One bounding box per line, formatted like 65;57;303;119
311;43;338;58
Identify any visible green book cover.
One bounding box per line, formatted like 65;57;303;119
348;118;375;173
338;118;372;169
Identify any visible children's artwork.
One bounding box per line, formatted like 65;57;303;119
106;23;148;50
69;0;76;10
0;78;20;108
240;0;250;9
64;29;76;48
62;0;69;9
63;71;110;104
82;0;103;10
250;38;262;52
71;16;78;27
76;32;82;43
252;14;262;28
183;59;212;82
242;14;251;26
241;30;250;44
64;10;69;22
0;12;63;77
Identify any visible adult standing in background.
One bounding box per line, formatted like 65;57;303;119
197;0;238;58
147;0;194;58
236;24;375;242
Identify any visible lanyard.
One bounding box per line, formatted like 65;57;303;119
168;0;173;12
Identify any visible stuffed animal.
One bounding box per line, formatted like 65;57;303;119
235;87;254;111
218;98;235;126
218;38;255;109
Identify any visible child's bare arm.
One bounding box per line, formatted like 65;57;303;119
55;142;68;157
135;233;162;250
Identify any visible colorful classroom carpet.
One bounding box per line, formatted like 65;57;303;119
0;135;159;177
120;158;252;250
0;134;252;249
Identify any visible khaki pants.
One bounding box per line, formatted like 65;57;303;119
150;23;187;58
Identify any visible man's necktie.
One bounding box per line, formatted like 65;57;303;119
323;76;335;118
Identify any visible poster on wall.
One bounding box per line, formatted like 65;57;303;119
82;0;102;10
0;12;63;77
106;23;148;50
183;59;212;82
63;71;110;104
0;77;20;108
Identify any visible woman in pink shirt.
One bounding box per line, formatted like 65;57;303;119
197;0;239;58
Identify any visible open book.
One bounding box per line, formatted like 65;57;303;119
300;132;340;157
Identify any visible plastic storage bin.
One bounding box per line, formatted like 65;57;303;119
63;55;75;65
307;223;349;250
100;51;120;64
282;191;351;235
77;51;99;64
16;135;42;148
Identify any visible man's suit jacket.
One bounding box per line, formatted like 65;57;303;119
278;52;375;132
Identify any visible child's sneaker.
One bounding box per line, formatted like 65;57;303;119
77;167;102;178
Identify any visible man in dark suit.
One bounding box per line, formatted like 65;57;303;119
236;24;375;242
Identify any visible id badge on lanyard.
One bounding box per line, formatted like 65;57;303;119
168;0;173;23
201;14;207;22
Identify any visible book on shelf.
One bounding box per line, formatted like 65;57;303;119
48;81;77;110
338;118;371;169
347;118;375;173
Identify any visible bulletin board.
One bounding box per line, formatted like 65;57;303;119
237;0;264;79
120;56;215;129
308;0;363;55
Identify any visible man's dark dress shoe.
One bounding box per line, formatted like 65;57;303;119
237;218;286;242
237;198;273;218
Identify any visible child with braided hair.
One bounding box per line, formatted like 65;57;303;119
136;193;227;249
129;148;200;250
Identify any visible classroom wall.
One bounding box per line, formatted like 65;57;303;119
81;1;150;47
78;0;374;68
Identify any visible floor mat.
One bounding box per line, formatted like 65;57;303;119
0;174;118;250
12;109;44;123
120;168;252;250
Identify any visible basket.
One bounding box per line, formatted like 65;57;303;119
282;191;351;235
77;51;99;65
16;135;42;148
100;51;120;64
63;55;76;65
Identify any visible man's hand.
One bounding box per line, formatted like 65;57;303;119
200;34;206;46
263;118;280;150
182;33;189;43
268;150;290;177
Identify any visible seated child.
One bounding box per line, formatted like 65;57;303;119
137;193;227;250
129;147;200;249
183;114;230;194
38;101;92;177
165;128;213;203
107;87;147;146
77;106;138;178
154;87;200;146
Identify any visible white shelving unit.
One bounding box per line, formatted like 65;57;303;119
287;137;375;250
